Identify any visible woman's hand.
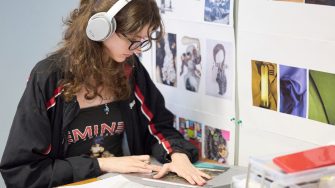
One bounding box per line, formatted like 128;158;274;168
98;155;153;173
152;153;211;186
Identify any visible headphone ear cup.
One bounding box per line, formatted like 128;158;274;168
86;12;112;41
110;17;117;35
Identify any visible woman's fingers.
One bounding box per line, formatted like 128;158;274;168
153;164;170;179
126;160;152;173
188;168;210;185
150;163;210;186
198;169;211;179
148;164;162;172
131;160;149;168
132;155;150;161
181;174;196;185
127;167;152;173
191;174;206;185
98;155;157;174
175;171;206;185
124;154;211;186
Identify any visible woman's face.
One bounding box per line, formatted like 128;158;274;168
215;49;225;63
103;24;150;63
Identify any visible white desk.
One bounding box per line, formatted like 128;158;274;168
98;161;247;188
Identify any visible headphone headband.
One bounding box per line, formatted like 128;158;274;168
106;0;132;19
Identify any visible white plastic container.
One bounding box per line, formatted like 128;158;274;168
232;155;335;188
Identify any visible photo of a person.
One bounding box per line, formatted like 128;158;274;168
179;36;202;92
205;40;233;99
156;32;177;87
214;44;227;96
204;126;229;163
158;0;173;13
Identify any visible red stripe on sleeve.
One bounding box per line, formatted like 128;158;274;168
134;85;172;153
46;86;63;110
42;144;52;155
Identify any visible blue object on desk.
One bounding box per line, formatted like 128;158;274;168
193;162;230;171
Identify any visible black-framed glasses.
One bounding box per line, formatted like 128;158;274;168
121;33;150;51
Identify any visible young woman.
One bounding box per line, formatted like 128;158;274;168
0;0;210;187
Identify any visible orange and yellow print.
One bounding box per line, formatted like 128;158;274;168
252;60;278;111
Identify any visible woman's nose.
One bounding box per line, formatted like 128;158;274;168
133;47;142;55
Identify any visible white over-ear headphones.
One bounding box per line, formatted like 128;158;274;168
86;0;132;41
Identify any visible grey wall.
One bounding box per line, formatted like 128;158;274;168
0;1;79;186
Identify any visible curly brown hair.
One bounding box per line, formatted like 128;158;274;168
56;0;164;102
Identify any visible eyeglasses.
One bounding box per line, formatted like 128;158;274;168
182;52;192;57
120;33;150;51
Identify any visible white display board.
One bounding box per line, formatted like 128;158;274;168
155;18;236;164
142;0;237;164
143;0;335;166
237;0;335;165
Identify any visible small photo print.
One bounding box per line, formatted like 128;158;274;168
274;0;335;6
273;0;304;2
204;0;231;24
309;70;335;125
145;167;228;186
173;115;178;129
157;0;174;14
179;36;202;93
279;65;307;118
204;125;229;163
205;40;233;99
305;0;335;6
252;60;278;111
156;32;177;87
179;117;202;159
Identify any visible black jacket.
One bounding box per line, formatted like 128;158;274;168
0;53;198;188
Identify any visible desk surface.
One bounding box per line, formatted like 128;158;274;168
63;159;247;187
64;178;98;186
99;163;247;188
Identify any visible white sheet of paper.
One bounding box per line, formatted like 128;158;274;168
58;175;155;188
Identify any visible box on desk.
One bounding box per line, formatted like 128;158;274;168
232;154;335;188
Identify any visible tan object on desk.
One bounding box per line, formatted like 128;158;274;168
61;157;246;187
59;175;155;188
61;178;98;186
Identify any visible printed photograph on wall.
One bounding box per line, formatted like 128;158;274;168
205;39;233;99
252;60;278;111
156;32;177;87
279;65;307;118
173;115;178;129
157;0;174;14
309;70;335;125
204;0;231;24
204;125;229;163
179;36;202;92
179;117;203;159
273;0;304;2
274;0;335;6
305;0;335;6
156;0;205;22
